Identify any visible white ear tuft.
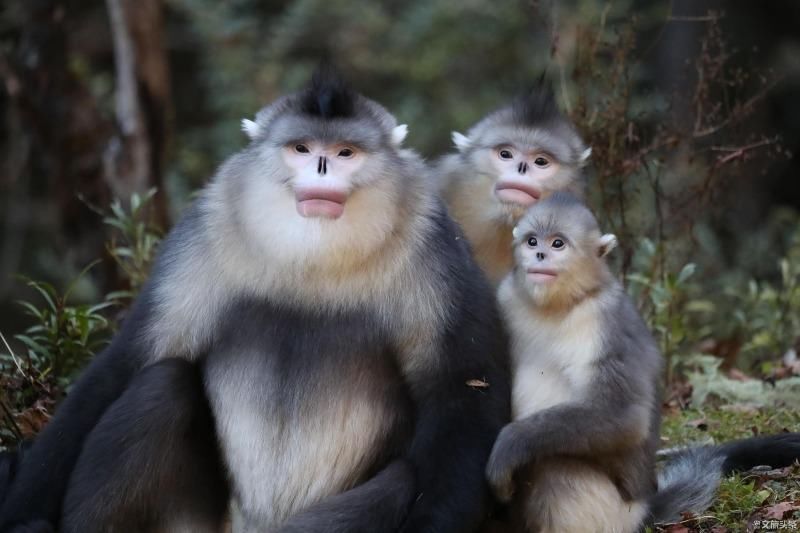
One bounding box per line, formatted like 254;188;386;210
242;119;261;140
598;233;618;258
580;147;592;166
391;124;408;146
452;131;470;152
512;226;521;240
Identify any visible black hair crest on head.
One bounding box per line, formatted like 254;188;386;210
511;76;562;126
300;64;357;119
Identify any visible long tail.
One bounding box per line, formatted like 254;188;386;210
649;433;800;524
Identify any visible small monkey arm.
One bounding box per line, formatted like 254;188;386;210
486;398;649;502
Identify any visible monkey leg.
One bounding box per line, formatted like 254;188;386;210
61;358;229;533
520;459;647;533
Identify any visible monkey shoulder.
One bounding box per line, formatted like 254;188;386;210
432;154;464;192
118;200;233;362
598;288;663;378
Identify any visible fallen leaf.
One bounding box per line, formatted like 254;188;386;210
762;501;800;520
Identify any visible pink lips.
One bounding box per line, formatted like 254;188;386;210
495;182;541;206
295;188;348;219
527;268;558;283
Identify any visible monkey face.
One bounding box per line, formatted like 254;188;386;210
281;141;367;219
228;74;415;269
510;193;617;307
514;231;576;285
490;144;562;207
452;124;588;226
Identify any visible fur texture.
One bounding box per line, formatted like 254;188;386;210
487;193;800;532
0;68;509;533
436;82;589;285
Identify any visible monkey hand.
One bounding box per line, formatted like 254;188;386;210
485;422;532;503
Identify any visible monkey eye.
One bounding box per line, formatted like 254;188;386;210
527;236;538;247
533;156;550;168
499;149;514;160
294;144;310;154
337;147;355;158
552;238;565;249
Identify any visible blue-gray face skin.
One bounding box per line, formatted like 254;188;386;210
0;66;511;533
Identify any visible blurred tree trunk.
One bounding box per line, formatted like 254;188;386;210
0;0;172;301
104;0;171;228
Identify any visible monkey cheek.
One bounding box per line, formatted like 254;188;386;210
296;199;345;219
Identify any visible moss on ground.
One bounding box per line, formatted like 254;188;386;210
657;407;800;532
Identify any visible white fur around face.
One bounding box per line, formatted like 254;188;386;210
391;124;408;146
497;277;606;420
599;233;618;257
241;118;260;139
451;131;470;151
145;147;447;363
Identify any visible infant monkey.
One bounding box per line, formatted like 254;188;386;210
486;192;800;533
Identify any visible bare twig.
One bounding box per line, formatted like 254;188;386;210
668;15;719;22
0;330;27;380
710;137;779;170
693;76;784;138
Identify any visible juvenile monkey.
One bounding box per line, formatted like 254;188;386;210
486;192;800;533
436;85;590;284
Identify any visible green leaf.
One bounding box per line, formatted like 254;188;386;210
105;290;133;301
14;335;48;357
110;201;126;221
677;263;696;284
26;281;57;312
131;192;141;213
15;300;44;320
103;217;128;232
87;302;115;315
112;247;134;258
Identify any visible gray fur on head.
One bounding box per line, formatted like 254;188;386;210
242;65;406;151
512;191;600;245
454;82;589;167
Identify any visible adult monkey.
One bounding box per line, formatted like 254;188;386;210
0;67;510;532
436;83;589;286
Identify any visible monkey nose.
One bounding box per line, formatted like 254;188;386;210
518;162;528;174
536;252;545;261
317;156;328;175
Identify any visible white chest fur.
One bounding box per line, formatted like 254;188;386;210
499;285;605;420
